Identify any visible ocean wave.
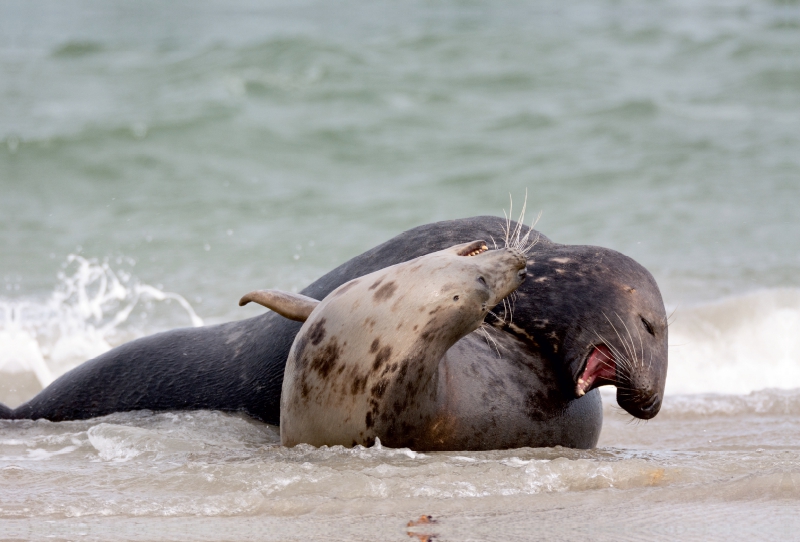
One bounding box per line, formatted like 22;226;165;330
0;255;202;393
3;271;799;404
666;289;800;395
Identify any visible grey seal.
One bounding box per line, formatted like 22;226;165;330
242;240;528;449
2;216;667;451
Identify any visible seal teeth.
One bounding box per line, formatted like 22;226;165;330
466;246;488;257
457;242;489;257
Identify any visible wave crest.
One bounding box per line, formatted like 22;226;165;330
667;289;800;395
0;255;202;390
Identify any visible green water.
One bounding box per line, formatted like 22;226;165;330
3;0;799;322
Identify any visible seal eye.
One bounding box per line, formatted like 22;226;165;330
453;295;460;301
641;317;655;336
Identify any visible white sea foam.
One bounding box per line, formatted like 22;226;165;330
666;289;800;395
2;258;798;401
0;255;203;389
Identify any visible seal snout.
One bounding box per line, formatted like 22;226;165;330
638;392;662;418
618;389;662;419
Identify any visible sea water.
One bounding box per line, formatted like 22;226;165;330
1;0;799;539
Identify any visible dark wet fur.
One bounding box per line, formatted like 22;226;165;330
2;216;666;433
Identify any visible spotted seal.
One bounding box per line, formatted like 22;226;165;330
240;240;527;448
3;216;667;451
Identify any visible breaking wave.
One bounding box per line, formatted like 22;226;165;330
666;289;800;395
0;255;202;391
2;260;799;406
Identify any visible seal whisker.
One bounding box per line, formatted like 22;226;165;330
508;293;517;324
596;356;619;374
612;312;636;367
604;333;635;375
503;194;513;248
513;194;527;250
514;210;542;254
666;304;679;328
602;313;636;371
487;309;505;323
594;331;633;374
508;189;528;248
500;191;541;254
518;224;541;255
613;312;639;369
615;312;641;368
478;324;502;358
633;314;645;370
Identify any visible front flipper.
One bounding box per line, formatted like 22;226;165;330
239;290;320;322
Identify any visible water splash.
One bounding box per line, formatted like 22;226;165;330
667;289;800;395
0;255;203;388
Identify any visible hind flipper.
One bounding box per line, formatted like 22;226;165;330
239;290;319;322
0;402;12;419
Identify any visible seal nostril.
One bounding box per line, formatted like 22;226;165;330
478;276;487;286
640;393;660;413
453;295;460;301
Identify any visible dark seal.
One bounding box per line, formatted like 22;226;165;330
1;216;667;450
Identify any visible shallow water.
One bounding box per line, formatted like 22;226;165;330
2;391;799;540
2;0;800;539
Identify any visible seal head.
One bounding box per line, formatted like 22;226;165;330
509;245;668;419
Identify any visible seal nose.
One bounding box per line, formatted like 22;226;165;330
639;393;661;418
508;247;528;270
622;392;661;420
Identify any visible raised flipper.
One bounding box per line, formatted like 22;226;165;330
239;290;319;323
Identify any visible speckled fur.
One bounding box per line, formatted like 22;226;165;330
280;242;527;448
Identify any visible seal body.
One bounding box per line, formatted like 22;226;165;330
278;241;527;448
3;216;667;449
426;330;602;450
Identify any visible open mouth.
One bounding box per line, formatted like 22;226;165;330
457;241;489;257
575;345;615;397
